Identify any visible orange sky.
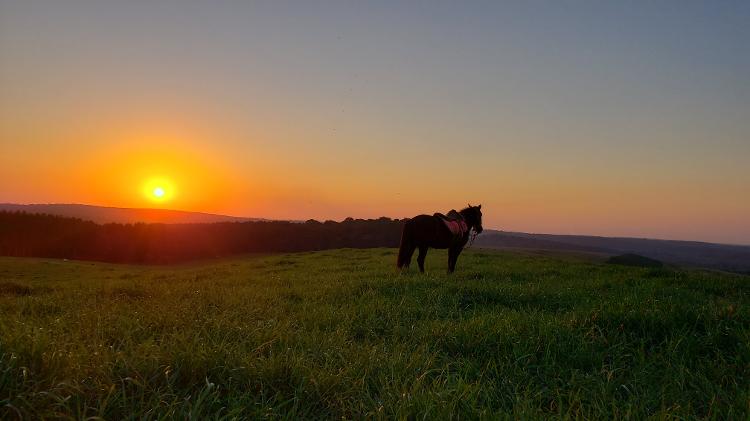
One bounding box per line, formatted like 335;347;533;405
2;118;747;244
1;2;749;244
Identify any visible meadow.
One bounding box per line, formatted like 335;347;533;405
0;248;748;419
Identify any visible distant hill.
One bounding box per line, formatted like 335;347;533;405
0;203;264;224
607;253;663;268
475;230;750;273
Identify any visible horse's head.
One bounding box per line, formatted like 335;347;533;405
461;204;483;234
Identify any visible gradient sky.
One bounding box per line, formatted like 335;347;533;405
1;1;748;244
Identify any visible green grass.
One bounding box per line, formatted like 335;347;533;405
1;248;748;419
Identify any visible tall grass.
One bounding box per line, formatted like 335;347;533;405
1;249;748;418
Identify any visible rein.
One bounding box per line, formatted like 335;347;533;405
466;229;479;248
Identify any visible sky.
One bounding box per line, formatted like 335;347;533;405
0;1;748;244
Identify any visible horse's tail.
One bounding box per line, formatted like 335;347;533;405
397;222;412;269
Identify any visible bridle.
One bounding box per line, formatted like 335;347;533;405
463;209;481;249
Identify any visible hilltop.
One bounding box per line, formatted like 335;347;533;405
1;249;748;418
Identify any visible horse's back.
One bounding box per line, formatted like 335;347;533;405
407;214;435;225
403;214;452;248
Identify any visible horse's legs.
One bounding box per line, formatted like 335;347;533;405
417;246;428;273
448;247;463;273
402;244;417;269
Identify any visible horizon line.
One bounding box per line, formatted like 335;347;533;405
2;201;749;247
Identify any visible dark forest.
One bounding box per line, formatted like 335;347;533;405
0;211;403;264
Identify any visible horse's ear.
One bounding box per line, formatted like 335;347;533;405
478;204;482;210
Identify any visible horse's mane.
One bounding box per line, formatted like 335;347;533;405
459;205;480;215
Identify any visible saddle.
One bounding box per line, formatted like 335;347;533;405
434;210;468;238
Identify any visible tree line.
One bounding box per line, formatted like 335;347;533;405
0;211;404;264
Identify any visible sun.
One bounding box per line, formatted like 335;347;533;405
143;178;174;203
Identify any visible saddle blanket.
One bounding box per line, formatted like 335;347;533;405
442;218;468;237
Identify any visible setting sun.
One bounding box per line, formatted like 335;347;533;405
143;178;174;204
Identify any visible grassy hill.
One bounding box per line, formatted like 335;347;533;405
476;230;750;273
1;249;748;418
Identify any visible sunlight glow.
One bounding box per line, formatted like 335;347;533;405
143;177;174;204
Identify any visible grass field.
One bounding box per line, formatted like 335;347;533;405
1;248;748;419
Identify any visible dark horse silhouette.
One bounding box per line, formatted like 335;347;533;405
397;205;483;273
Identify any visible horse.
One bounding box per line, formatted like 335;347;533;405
397;205;483;273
